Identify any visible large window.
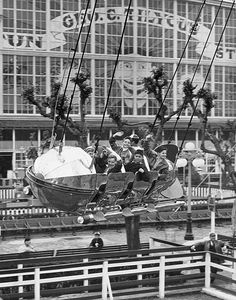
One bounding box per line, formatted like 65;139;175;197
1;0;236;119
225;67;236;117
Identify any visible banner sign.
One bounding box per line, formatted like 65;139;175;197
3;7;235;60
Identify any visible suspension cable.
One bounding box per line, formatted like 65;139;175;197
50;10;84;148
149;0;207;134
60;0;98;148
177;0;235;157
168;0;224;144
94;0;133;152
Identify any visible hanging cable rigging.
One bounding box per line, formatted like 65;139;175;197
59;0;98;152
93;0;133;153
168;0;225;144
177;0;235;160
149;0;207;134
50;9;85;148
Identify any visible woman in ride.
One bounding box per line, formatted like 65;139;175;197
109;134;134;165
152;145;174;180
104;154;123;174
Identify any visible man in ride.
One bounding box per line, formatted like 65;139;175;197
125;149;150;181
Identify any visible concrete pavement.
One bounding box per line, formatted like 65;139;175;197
0;222;231;254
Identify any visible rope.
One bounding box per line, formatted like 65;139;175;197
177;0;235;158
168;0;224;144
49;10;84;149
60;0;98;150
149;0;207;134
94;0;133;152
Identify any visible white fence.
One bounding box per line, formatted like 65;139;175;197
0;188;15;199
184;186;235;199
0;250;235;300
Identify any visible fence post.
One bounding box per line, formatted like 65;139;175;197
205;252;211;288
18;264;24;295
233;250;236;281
34;267;40;300
83;258;89;289
149;237;154;249
159;255;165;299
137;254;142;283
102;260;113;300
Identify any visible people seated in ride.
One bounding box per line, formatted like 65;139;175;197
130;133;141;148
142;134;159;170
124;149;150;181
130;133;150;171
109;134;134;165
85;145;124;174
85;145;108;173
85;146;95;158
104;154;123;174
152;145;174;180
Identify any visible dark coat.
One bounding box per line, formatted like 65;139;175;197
95;156;108;173
194;239;226;263
89;237;104;250
124;161;150;181
106;161;122;174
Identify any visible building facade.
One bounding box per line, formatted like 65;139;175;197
0;0;235;177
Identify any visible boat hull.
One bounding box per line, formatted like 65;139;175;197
26;166;182;214
26;166;96;212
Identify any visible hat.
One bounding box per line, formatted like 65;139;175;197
123;136;131;141
134;149;144;156
209;232;216;237
94;231;101;236
130;134;140;143
154;145;167;153
85;146;95;153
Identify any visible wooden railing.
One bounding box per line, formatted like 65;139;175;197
0;245;235;300
0;242;149;262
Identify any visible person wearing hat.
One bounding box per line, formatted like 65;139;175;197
130;133;140;148
89;232;104;251
84;146;95;158
151;145;174;180
109;133;134;165
130;133;150;171
191;232;228;283
85;145;109;173
142;134;159;170
124;149;150;181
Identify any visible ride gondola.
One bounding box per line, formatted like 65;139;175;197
26;144;183;223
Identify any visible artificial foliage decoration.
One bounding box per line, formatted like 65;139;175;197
25;147;38;160
71;71;93;103
197;87;216;115
108;109;124;130
143;65;168;94
22;70;93;149
182;79;197;97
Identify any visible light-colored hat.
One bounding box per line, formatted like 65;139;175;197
85;146;95;153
